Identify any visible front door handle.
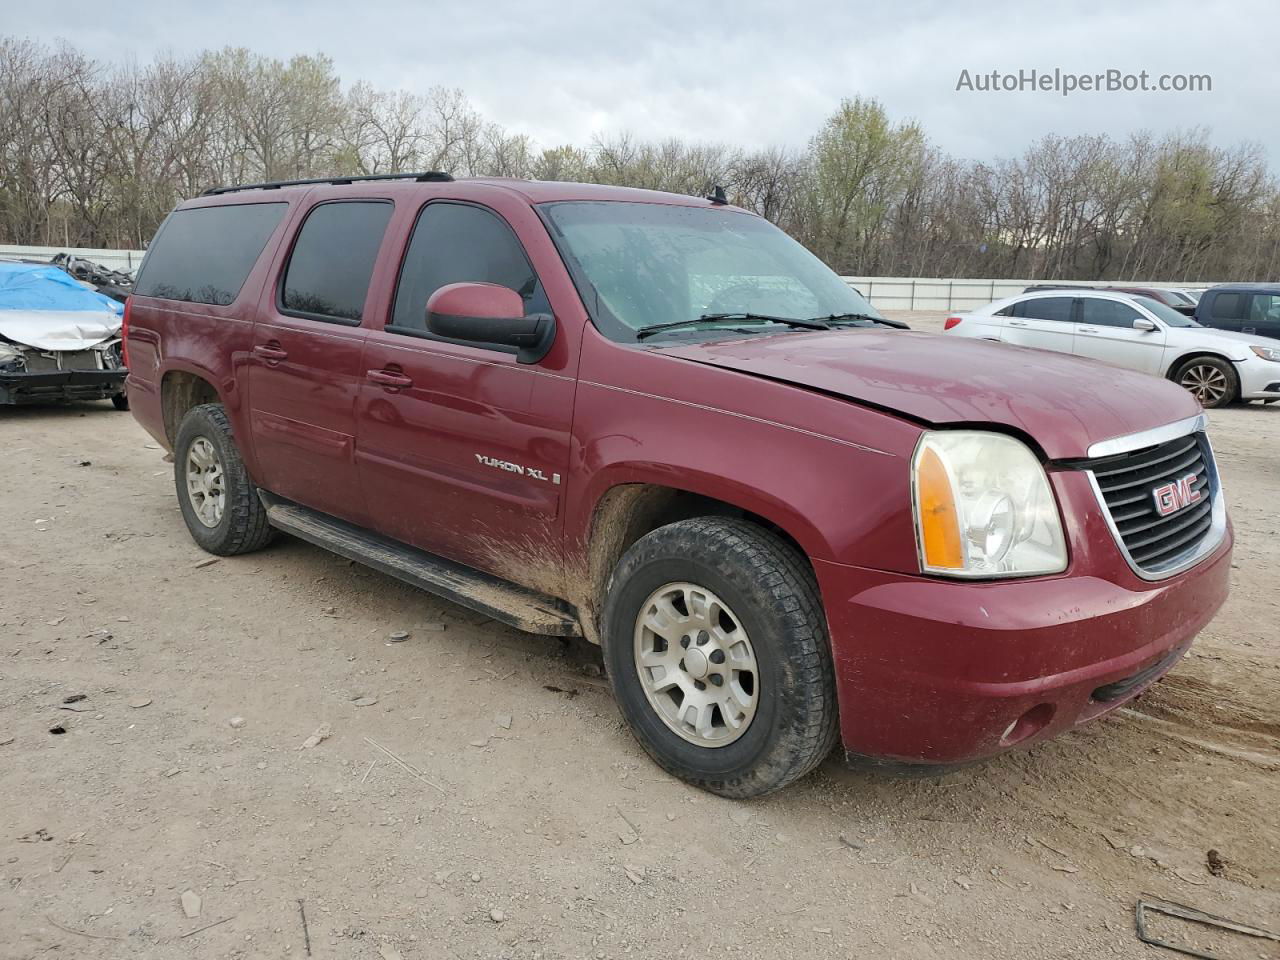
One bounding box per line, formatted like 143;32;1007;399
1077;326;1099;334
367;368;414;390
253;343;288;363
1007;319;1028;327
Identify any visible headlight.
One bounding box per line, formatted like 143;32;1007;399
912;431;1067;578
1249;345;1280;362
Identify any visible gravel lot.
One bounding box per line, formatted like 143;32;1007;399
3;315;1278;959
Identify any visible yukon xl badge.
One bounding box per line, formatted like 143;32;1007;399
475;454;561;485
1151;473;1201;517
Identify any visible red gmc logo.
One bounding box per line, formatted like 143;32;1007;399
1152;474;1202;517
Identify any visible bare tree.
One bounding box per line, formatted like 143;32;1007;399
1;35;1277;282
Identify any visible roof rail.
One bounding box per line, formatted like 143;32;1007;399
202;171;454;196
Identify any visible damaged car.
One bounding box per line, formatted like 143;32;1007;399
0;260;129;408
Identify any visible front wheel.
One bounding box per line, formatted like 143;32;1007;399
174;403;274;556
1175;356;1238;408
601;517;839;798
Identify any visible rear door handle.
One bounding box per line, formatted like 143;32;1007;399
1077;326;1099;334
253;343;288;363
367;368;413;390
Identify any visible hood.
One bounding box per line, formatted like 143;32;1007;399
654;330;1202;460
0;261;123;350
1168;326;1272;357
0;309;122;351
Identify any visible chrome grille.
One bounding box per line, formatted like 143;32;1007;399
1081;426;1222;578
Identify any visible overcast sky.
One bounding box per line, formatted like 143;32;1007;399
13;0;1278;164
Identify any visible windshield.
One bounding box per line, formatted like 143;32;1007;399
541;201;883;341
1133;295;1199;327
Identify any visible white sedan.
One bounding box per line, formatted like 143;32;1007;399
942;289;1280;408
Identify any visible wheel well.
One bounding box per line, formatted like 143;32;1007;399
161;371;220;446
1166;352;1236;381
572;483;810;644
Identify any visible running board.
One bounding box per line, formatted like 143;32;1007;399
260;493;581;637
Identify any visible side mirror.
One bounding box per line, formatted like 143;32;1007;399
426;282;555;363
1132;318;1158;332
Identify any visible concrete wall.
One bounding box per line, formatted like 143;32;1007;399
844;276;1214;312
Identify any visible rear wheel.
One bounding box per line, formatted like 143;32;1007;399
601;517;839;798
1175;356;1238;408
174;403;274;555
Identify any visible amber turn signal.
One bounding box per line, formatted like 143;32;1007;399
915;445;964;570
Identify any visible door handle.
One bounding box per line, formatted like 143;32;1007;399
253;343;288;363
1077;326;1099;334
1007;319;1028;326
367;368;414;390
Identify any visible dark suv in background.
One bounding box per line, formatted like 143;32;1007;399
1196;284;1280;340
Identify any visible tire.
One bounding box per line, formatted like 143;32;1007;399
111;392;129;411
601;517;839;798
174;403;274;556
1174;356;1239;408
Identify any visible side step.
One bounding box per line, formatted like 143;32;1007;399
260;493;581;637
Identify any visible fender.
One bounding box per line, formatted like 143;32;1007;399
155;351;261;477
1164;349;1245;379
572;461;832;564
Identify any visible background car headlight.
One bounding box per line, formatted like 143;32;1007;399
912;431;1068;578
1249;344;1280;362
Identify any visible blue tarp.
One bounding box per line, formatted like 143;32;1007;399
0;262;124;316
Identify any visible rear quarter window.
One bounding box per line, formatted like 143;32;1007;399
135;203;287;305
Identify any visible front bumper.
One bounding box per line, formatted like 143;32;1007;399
1236;355;1280;399
813;525;1232;766
0;368;127;405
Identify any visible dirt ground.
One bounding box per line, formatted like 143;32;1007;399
2;315;1278;959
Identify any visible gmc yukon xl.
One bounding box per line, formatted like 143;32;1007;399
124;172;1232;797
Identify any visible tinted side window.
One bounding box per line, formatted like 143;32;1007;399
391;202;548;332
1210;293;1245;321
1080;298;1143;328
282;202;393;322
136;203;287;305
1019;297;1074;323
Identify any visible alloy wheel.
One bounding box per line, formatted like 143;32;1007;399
1180;364;1228;406
185;437;226;528
633;582;759;747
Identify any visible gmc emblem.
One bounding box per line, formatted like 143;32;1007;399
1152;474;1202;517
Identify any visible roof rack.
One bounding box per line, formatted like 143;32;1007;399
202;171;454;196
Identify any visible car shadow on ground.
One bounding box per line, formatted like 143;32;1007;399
0;399;125;420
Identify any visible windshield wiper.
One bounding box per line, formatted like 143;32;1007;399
810;312;909;330
635;313;831;340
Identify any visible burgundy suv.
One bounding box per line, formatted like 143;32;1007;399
124;173;1231;797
